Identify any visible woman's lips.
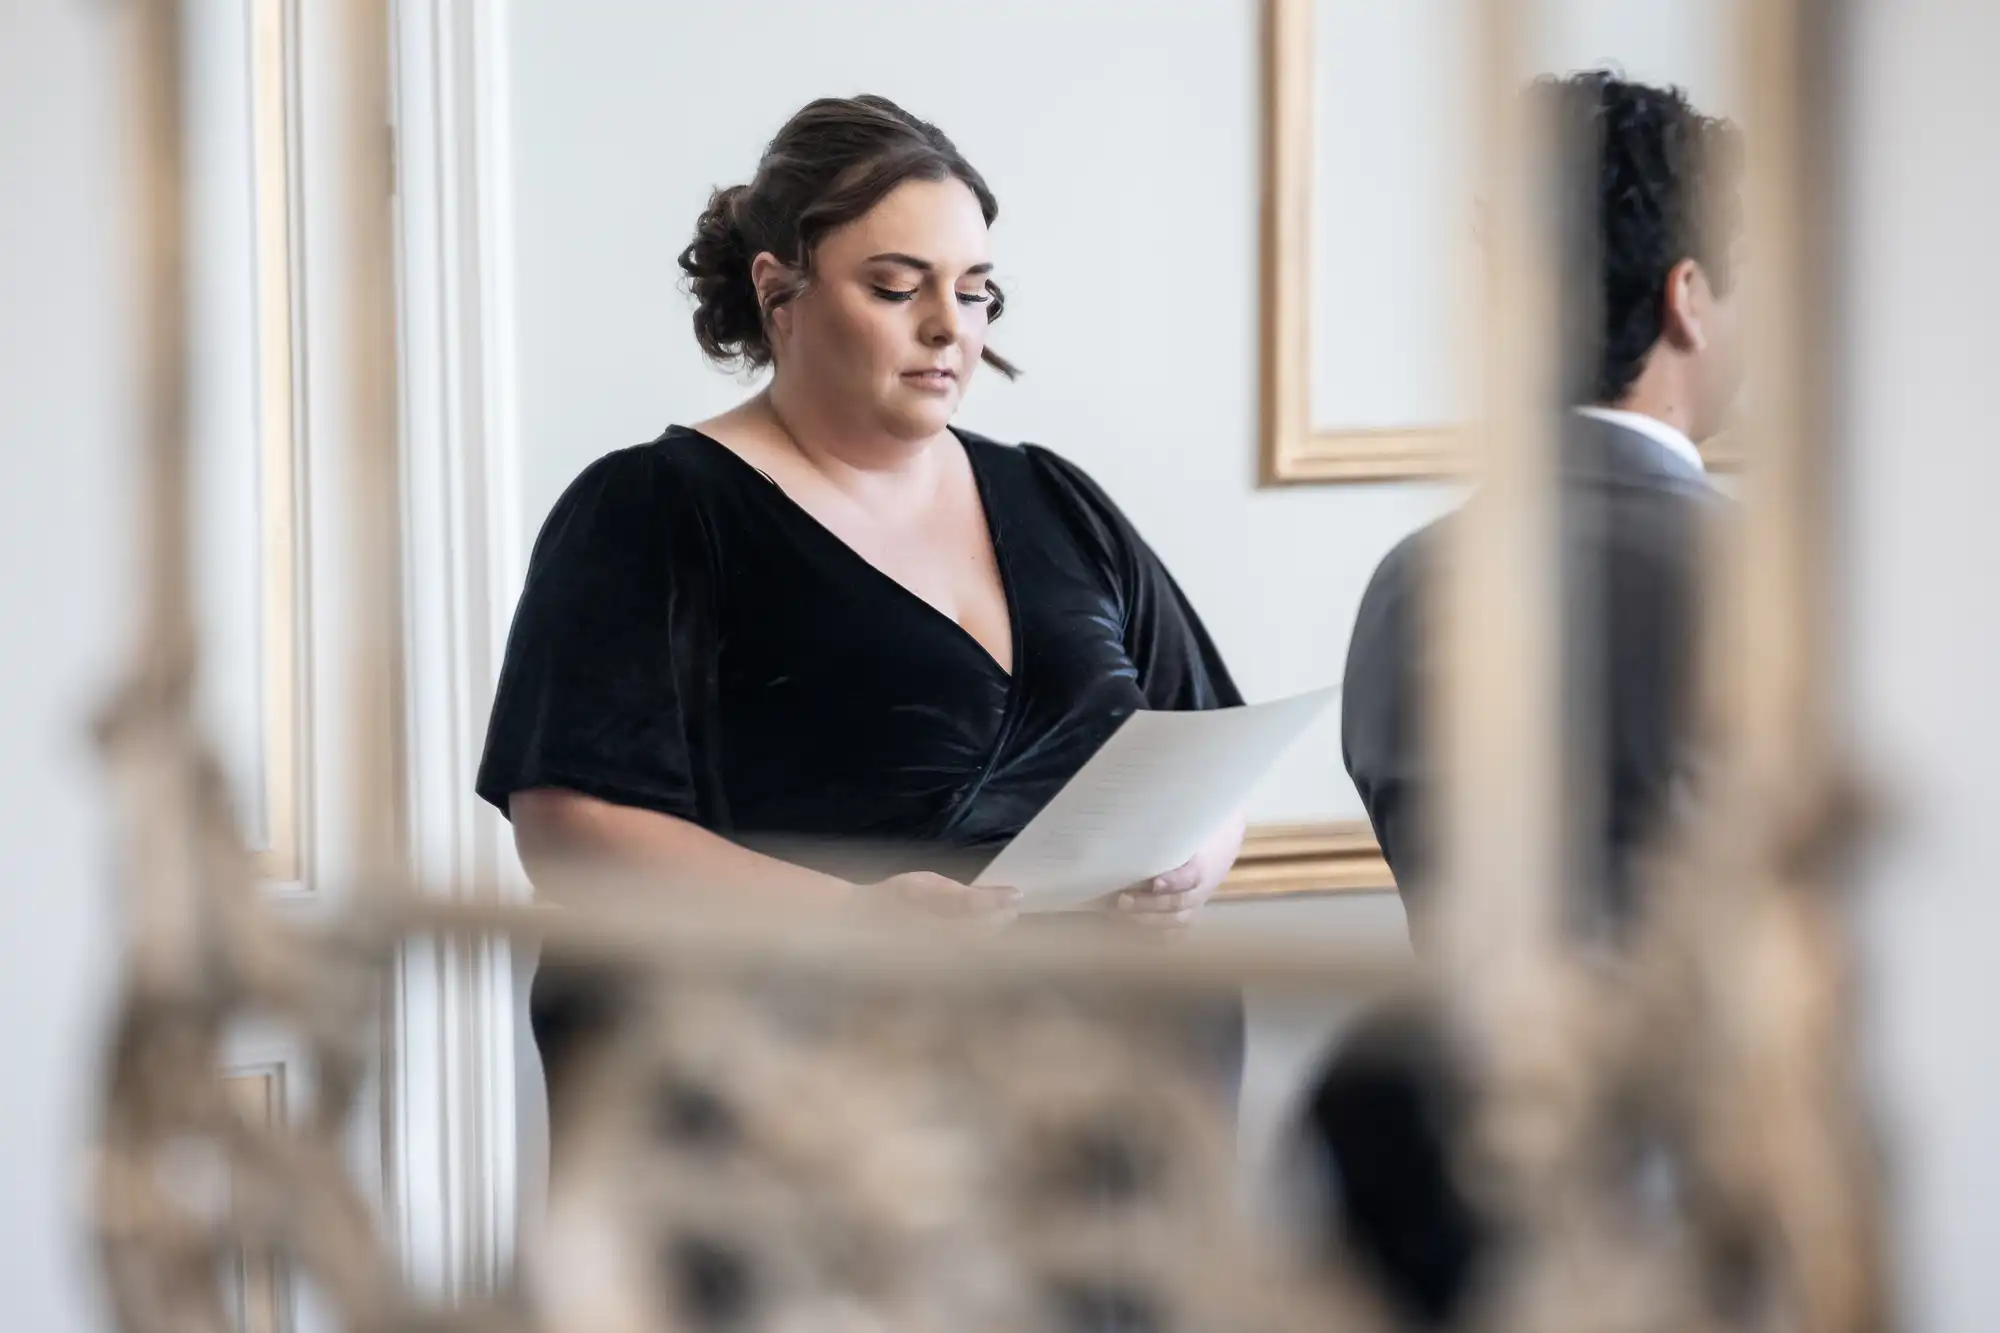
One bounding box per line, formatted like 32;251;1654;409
901;369;956;393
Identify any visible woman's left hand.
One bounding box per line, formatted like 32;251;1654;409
1110;811;1247;930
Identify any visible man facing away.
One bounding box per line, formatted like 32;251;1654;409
1307;72;1747;1327
1343;69;1746;944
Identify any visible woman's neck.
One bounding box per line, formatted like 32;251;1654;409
760;380;945;496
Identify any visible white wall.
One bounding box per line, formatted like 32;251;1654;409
0;5;135;1330
1846;1;2000;1328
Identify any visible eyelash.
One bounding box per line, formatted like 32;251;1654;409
872;286;992;307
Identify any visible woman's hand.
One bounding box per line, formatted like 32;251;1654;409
1111;855;1215;929
860;872;1021;926
1110;812;1248;930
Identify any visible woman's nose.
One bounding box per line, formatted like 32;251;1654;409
918;295;959;346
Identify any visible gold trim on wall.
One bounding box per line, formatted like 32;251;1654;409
249;0;308;884
1258;0;1740;484
1260;0;1459;485
1220;819;1395;899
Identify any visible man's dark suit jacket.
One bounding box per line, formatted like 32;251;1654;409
1341;412;1717;936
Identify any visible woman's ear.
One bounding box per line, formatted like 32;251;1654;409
750;252;797;327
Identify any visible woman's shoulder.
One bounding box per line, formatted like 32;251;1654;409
586;424;738;479
531;427;745;558
555;426;745;506
954;428;1114;504
955;429;1140;559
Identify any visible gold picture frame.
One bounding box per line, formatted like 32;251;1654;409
1221;819;1394;898
1258;0;1741;484
1259;0;1460;485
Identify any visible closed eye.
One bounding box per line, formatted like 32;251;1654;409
870;286;996;307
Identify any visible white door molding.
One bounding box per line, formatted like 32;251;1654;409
386;0;527;1300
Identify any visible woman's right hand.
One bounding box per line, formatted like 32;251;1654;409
858;872;1020;925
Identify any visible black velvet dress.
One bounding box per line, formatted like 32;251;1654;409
476;425;1246;1105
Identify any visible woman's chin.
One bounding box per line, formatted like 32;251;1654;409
877;396;959;441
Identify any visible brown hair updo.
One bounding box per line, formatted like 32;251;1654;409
678;95;1017;379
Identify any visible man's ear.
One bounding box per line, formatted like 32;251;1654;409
1661;257;1711;353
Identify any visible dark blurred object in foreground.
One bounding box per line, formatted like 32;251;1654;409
1295;1004;1485;1328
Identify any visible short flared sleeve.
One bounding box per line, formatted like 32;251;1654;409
476;445;718;823
1023;446;1243;712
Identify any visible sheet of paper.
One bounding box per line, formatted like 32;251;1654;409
975;687;1339;911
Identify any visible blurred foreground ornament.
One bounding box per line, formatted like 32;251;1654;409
88;0;1887;1330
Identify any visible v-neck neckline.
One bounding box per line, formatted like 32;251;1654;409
677;424;1021;682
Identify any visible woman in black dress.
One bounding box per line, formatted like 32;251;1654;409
478;95;1247;1102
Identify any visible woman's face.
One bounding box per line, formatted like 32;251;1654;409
762;177;995;442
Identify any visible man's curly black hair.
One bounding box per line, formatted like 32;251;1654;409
1540;70;1744;406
